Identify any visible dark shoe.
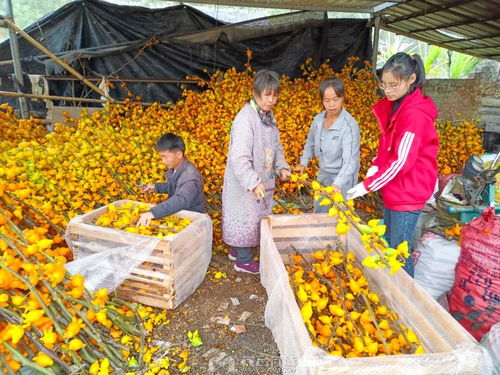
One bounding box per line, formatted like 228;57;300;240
228;248;237;261
234;261;260;274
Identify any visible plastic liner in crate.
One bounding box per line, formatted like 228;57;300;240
260;213;484;375
65;200;212;309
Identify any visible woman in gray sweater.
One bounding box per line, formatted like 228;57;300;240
299;77;360;213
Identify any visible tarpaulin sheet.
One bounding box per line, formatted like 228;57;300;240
0;0;371;111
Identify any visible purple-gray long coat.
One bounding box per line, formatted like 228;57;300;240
222;103;290;248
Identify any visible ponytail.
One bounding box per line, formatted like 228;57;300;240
382;52;426;91
410;54;426;89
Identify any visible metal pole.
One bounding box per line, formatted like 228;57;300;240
372;15;381;77
5;0;29;118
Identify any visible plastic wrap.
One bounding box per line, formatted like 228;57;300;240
260;214;484;375
168;209;213;307
65;231;159;293
65;200;212;308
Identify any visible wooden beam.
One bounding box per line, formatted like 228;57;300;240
408;14;499;34
44;76;198;84
440;31;500;44
384;0;478;23
170;0;378;12
0;90;172;108
3;18;114;103
380;23;500;62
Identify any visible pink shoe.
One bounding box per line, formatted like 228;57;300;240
228;249;237;261
234;261;260;274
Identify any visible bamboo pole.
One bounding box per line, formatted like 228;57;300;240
0;90;171;108
3;18;114;102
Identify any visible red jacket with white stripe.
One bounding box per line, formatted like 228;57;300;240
363;87;439;211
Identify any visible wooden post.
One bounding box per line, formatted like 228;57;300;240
3;17;114;103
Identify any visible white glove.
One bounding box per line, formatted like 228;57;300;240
346;182;369;200
366;165;378;178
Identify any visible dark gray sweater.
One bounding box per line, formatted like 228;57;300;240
150;159;205;218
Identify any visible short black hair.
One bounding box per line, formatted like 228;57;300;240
253;70;280;97
156;133;185;153
319;77;345;100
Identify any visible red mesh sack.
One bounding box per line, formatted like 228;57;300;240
448;206;500;341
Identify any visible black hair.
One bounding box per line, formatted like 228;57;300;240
382;52;426;91
156;133;185;153
319;77;345;100
253;70;280;97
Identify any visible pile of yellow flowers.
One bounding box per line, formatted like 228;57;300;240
0;219;147;373
437;120;484;176
294;173;410;274
288;247;424;357
0;54;485;373
95;202;191;238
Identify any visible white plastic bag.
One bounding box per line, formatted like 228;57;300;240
480;323;500;375
413;232;460;300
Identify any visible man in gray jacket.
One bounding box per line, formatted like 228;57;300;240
136;133;205;226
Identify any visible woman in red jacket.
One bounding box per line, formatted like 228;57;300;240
347;52;439;277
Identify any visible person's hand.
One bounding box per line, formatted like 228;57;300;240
280;168;291;181
141;183;156;194
366;166;379;178
330;184;341;194
295;165;306;174
136;212;154;227
346;182;369;200
252;183;265;200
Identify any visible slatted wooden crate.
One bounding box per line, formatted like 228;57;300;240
260;213;484;375
67;200;212;309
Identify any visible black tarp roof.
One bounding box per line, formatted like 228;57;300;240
0;0;372;109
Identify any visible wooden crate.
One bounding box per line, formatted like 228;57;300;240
260;214;484;375
67;200;212;309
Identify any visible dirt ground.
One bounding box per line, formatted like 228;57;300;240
152;251;282;375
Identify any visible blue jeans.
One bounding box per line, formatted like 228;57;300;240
231;246;253;264
383;208;421;278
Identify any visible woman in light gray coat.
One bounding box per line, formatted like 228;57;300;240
222;70;290;274
299;77;360;213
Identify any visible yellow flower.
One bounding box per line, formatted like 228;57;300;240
319;198;331;206
327;206;338;217
336;222;349;235
33;352;54;367
311;181;321;191
68;338;86;351
396;241;409;258
22;309;45;326
64;317;86;339
89;360;100;375
4;324;24;344
40;328;57;349
362;255;382;269
300;301;313;322
332;193;343;203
